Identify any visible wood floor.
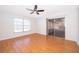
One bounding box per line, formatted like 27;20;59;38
0;33;79;53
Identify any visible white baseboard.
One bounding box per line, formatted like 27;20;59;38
77;42;79;46
65;38;76;42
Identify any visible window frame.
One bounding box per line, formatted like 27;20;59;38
14;18;31;33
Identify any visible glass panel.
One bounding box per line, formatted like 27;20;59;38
24;26;31;28
14;29;23;32
24;26;31;31
24;28;30;31
14;18;23;32
14;23;23;25
24;20;31;25
23;20;31;31
14;18;23;22
15;25;23;29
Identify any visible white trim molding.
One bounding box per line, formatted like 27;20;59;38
77;42;79;46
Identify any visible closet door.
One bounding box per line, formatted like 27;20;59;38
47;19;54;36
54;18;65;38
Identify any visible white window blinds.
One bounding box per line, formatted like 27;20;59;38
14;18;31;32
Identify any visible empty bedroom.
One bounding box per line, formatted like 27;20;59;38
0;5;79;53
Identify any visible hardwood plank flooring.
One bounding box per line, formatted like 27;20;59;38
0;33;79;53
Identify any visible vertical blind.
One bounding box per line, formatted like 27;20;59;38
23;19;31;31
14;18;31;32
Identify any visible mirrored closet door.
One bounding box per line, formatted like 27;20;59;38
47;17;65;38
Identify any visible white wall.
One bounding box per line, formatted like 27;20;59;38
36;16;46;35
0;13;36;40
77;6;79;46
65;9;77;42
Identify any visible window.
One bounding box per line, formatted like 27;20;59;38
24;20;31;31
14;18;31;32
